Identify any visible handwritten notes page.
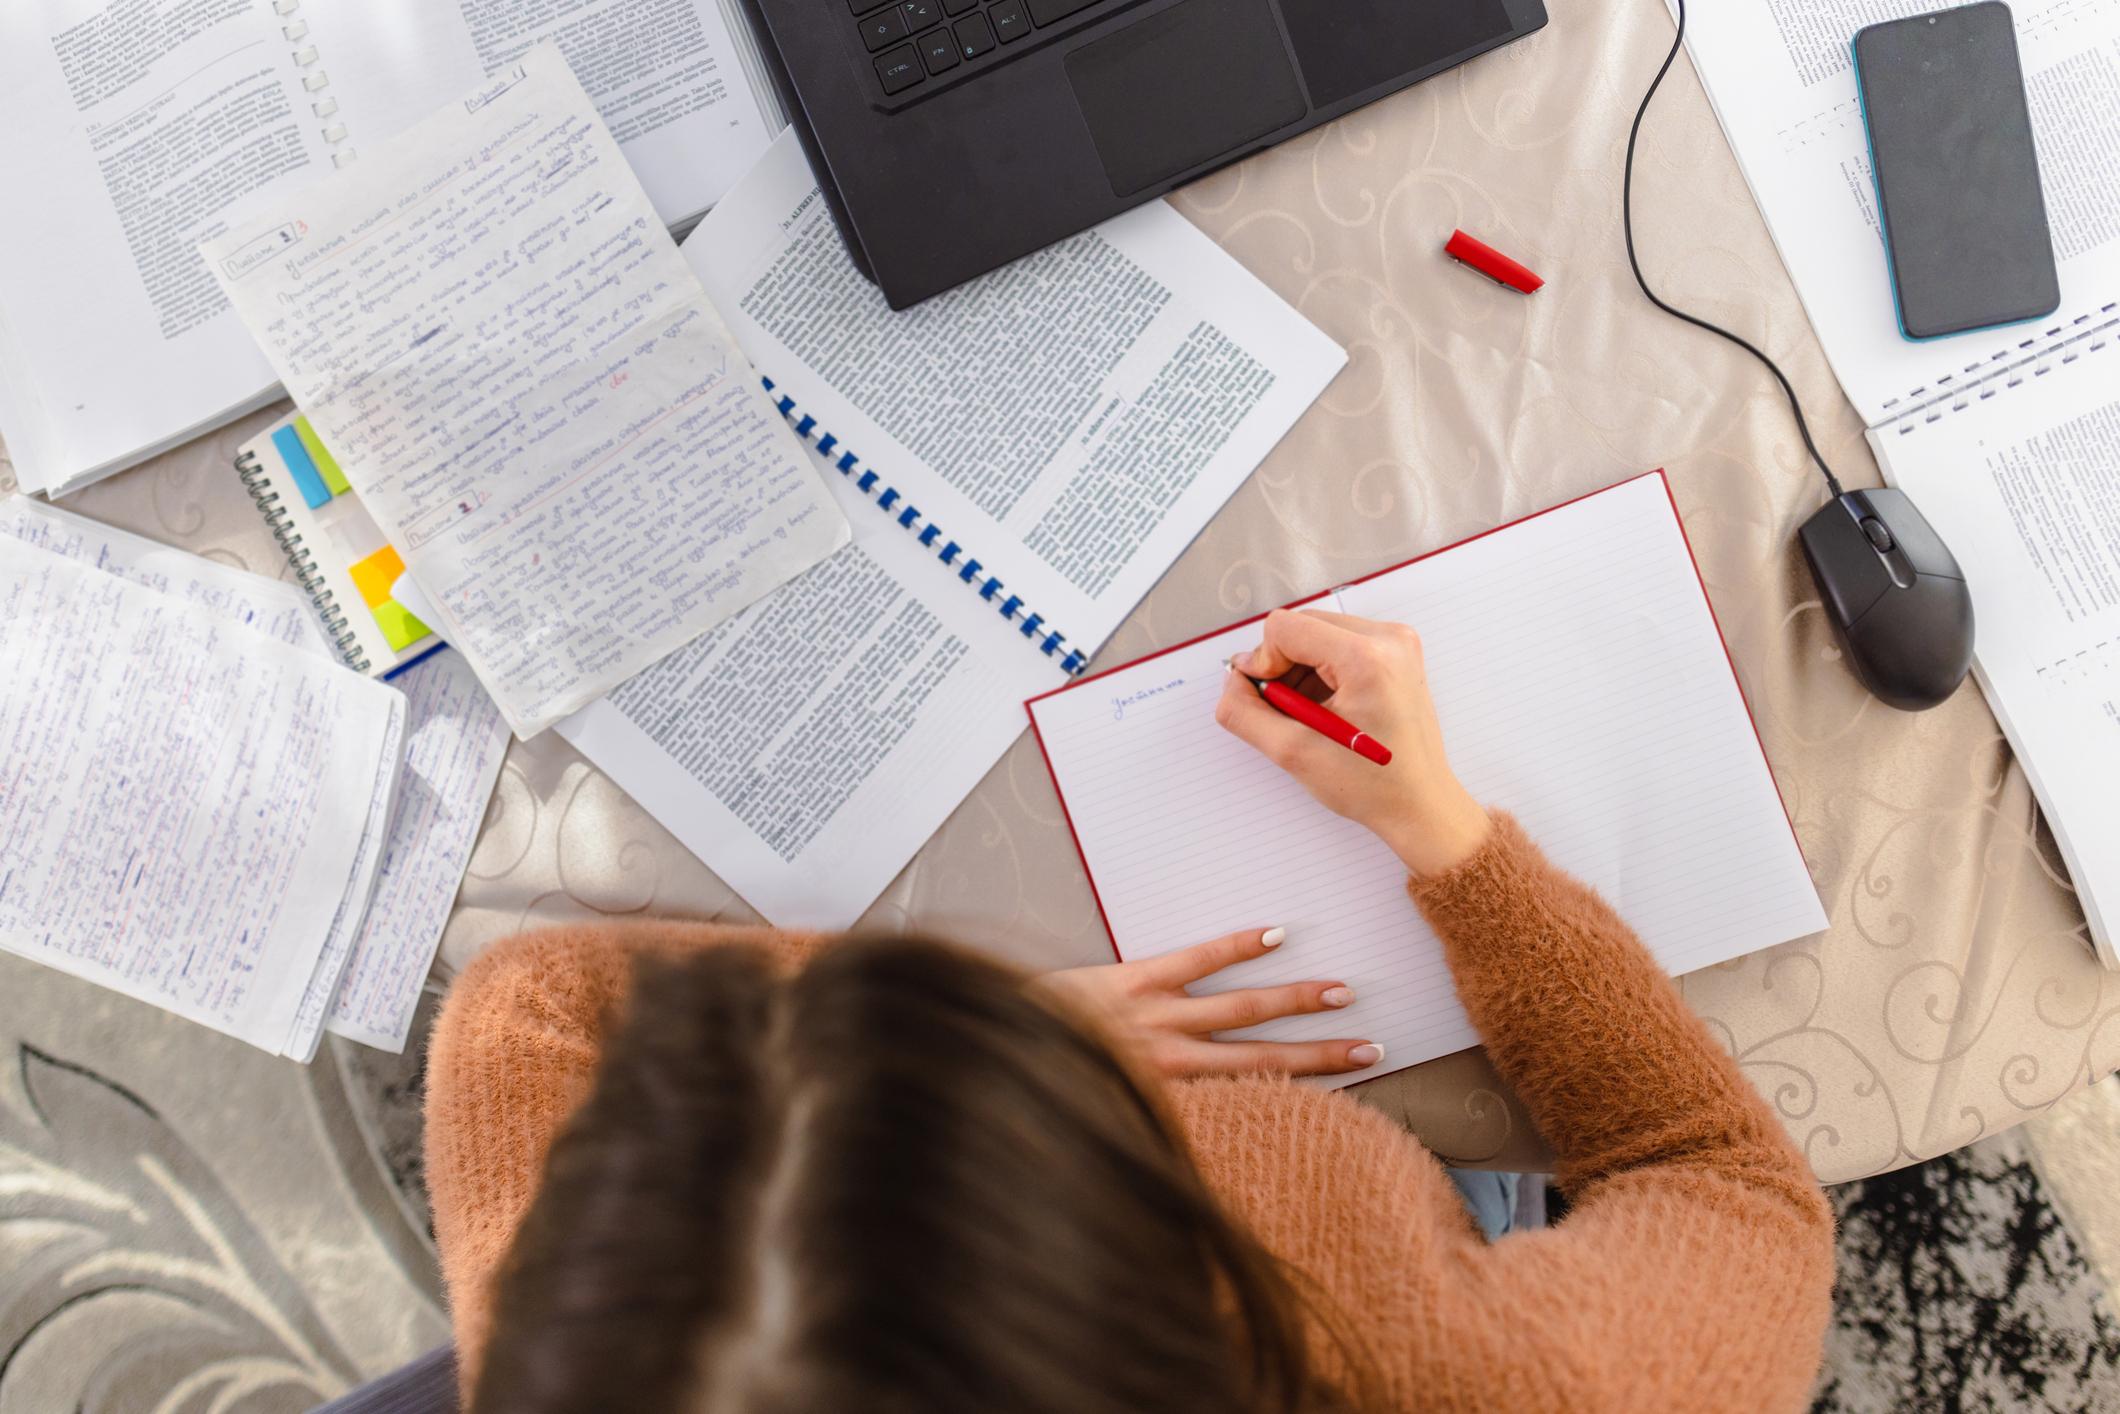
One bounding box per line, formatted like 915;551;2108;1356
1029;475;1827;1086
325;652;510;1050
204;47;848;738
0;535;406;1058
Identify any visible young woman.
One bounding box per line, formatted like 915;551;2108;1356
424;608;1835;1412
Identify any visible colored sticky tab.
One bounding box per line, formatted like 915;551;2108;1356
271;424;332;509
348;545;405;608
368;599;432;653
294;416;351;496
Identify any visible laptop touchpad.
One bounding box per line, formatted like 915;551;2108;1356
1065;0;1306;197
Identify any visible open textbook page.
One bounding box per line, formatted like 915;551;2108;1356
1869;338;2120;962
0;0;779;497
206;49;847;738
0;531;405;1057
1029;475;1827;1087
686;132;1349;650
562;522;1059;929
558;132;1345;929
1676;0;2120;427
0;495;511;1053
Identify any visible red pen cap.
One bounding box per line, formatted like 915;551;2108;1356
1444;229;1544;293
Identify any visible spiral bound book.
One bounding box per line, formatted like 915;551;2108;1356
233;411;444;680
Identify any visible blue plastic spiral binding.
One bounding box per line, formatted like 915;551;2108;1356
763;375;1088;676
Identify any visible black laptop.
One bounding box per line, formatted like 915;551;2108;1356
733;0;1548;308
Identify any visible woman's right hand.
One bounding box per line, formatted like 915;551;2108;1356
1215;608;1491;878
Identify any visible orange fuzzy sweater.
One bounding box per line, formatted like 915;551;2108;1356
425;815;1835;1409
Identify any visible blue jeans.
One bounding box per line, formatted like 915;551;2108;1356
1448;1169;1544;1239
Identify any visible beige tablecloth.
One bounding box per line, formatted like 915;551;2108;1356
8;0;2116;1182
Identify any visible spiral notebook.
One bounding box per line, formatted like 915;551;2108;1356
234;411;444;679
1028;473;1829;1087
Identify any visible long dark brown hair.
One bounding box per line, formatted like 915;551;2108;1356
472;936;1364;1413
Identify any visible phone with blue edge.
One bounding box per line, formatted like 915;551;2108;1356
1852;2;2059;341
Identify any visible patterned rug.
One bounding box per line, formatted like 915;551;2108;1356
1815;1132;2120;1413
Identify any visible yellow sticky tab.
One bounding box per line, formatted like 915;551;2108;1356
369;599;433;652
295;416;351;497
348;545;405;608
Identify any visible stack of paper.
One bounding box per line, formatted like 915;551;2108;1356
0;497;511;1056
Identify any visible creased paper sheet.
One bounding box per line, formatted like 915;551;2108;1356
203;46;847;737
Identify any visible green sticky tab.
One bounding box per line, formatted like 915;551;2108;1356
295;416;351;497
369;598;433;653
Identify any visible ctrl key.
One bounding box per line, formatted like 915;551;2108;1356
875;43;924;93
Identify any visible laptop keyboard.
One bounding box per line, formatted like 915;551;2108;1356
858;0;1088;96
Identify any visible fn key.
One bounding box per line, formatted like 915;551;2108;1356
875;43;923;93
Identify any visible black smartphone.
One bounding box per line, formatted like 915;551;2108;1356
1853;2;2059;340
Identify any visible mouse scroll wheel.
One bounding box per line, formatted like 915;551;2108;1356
1861;516;1896;553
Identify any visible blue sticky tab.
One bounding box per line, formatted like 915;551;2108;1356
1019;612;1042;637
878;488;899;511
918;525;940;546
940;541;960;563
857;470;879;492
897;505;919;527
271;424;332;509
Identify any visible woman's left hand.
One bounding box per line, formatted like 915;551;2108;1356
1039;927;1383;1079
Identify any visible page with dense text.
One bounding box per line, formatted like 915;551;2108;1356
684;131;1347;663
1869;338;2120;961
0;0;333;493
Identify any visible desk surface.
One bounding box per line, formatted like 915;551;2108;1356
10;0;2118;1189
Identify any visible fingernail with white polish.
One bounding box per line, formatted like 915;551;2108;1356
1321;986;1354;1008
1349;1042;1384;1067
1260;926;1286;948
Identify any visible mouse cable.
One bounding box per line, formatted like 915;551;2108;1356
1623;0;1846;500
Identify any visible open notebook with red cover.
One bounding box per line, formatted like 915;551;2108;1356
1026;472;1827;1088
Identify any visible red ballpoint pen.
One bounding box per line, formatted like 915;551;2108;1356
1228;664;1393;766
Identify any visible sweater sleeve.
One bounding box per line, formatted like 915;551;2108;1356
1398;812;1836;1410
421;920;824;1400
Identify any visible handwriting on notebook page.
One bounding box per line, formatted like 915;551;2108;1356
0;535;405;1055
203;46;847;738
1030;474;1827;1087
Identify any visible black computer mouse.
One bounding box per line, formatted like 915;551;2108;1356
1797;488;1974;711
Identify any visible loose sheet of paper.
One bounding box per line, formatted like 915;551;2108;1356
0;534;405;1057
1869;341;2120;962
684;130;1348;654
1676;0;2120;427
0;494;332;658
204;48;847;738
561;522;1059;929
1030;475;1827;1085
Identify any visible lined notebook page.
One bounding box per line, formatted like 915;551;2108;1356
1029;474;1826;1086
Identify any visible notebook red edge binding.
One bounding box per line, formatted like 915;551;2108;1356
1023;469;1814;963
